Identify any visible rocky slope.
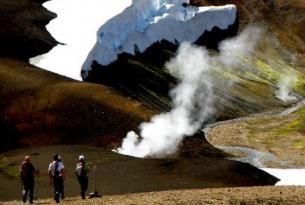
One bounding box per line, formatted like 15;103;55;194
82;0;305;122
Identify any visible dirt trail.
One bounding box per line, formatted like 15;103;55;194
3;186;305;205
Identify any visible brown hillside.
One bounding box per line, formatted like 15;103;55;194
0;58;155;151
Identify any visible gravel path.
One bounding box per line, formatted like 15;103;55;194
3;186;305;205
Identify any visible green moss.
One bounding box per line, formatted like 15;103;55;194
293;138;305;149
273;115;305;136
245;117;275;126
255;58;280;83
0;157;19;178
272;119;300;136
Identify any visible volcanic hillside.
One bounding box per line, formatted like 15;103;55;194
83;0;305;121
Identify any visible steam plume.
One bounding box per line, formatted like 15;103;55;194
276;73;298;102
117;26;262;158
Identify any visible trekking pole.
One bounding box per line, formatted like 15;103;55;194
93;165;96;193
34;177;37;200
34;168;39;200
89;165;100;198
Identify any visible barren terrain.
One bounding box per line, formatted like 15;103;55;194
3;186;305;205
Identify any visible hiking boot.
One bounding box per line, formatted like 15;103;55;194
22;190;26;203
55;191;60;203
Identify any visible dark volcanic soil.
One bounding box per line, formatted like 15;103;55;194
0;145;278;201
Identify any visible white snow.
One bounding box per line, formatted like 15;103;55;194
81;0;237;78
29;0;236;80
30;0;132;80
262;168;305;186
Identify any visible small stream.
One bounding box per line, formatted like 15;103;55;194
214;145;305;186
214;145;288;168
205;99;305;186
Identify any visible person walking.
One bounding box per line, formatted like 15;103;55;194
58;155;65;199
48;154;65;203
75;155;89;199
19;155;38;204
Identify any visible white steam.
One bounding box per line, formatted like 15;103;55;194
116;26;262;158
276;73;298;102
118;43;214;157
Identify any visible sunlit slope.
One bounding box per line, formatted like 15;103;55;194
179;0;305;169
87;35;305;121
212;46;305;120
0;58;155;151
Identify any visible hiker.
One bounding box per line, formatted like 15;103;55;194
75;155;89;199
48;154;65;203
19;155;39;204
58;155;65;199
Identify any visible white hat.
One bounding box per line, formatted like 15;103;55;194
79;155;85;161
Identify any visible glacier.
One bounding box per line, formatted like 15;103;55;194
81;0;237;79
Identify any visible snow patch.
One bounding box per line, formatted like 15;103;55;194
81;0;237;78
30;0;132;80
262;168;305;186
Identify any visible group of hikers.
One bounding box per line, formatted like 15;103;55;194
19;154;90;203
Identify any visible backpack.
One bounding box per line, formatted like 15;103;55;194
54;162;60;177
76;162;88;177
20;161;33;179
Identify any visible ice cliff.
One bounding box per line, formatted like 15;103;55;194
81;0;237;79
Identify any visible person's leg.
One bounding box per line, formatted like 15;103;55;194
53;178;60;203
84;176;88;194
80;177;86;199
77;177;83;199
29;182;34;204
58;177;64;200
22;183;27;203
53;178;56;200
61;180;65;199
